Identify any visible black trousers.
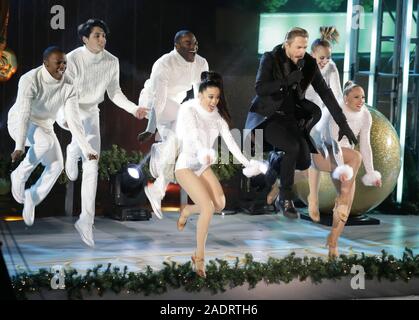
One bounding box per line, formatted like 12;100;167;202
264;116;311;200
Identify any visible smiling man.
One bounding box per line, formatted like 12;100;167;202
7;46;97;227
137;30;209;219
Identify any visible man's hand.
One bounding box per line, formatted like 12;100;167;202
135;107;149;120
87;153;98;161
11;150;24;163
287;70;303;87
338;122;358;145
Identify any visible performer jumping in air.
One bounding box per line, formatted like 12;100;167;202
306;26;346;222
267;25;344;207
139;30;209;219
136;31;208;145
311;81;382;258
174;71;265;277
8;46;97;227
62;19;146;247
245;27;357;219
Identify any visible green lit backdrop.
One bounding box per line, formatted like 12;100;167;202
258;12;417;54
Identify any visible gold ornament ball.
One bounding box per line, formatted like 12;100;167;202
294;107;401;215
0;48;18;82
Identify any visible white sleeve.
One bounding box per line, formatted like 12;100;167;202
359;110;375;174
149;63;170;121
138;79;153;108
14;77;35;151
219;118;250;167
106;59;139;116
63;86;96;158
329;63;343;105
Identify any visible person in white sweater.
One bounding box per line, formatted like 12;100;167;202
7;46;97;227
136;30;208;143
139;30;209;219
312;81;382;258
174;72;265;277
305;26;347;222
62;19;146;247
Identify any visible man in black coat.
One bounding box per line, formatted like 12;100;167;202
244;27;357;218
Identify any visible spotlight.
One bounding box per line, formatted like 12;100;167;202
108;163;151;221
120;163;145;197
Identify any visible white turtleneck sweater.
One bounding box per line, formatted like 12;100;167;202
65;46;139;116
138;49;208;123
329;104;379;181
175;99;250;176
7;65;95;157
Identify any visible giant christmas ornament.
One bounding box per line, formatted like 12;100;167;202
0;47;17;82
294;107;401;216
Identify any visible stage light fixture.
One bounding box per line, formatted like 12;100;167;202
108;163;151;221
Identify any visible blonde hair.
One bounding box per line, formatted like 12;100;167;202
311;26;339;52
285;27;309;44
343;80;362;96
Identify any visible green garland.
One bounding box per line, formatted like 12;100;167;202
11;248;419;300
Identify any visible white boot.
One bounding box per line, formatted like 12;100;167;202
22;190;35;226
65;145;79;181
144;184;163;219
74;218;95;247
11;170;25;204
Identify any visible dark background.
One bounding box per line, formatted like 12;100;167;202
0;0;264;157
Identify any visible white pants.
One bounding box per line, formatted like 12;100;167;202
11;123;64;206
144;108;157;134
150;118;179;199
66;110;100;225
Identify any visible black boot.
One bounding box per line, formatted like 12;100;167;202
274;197;299;219
265;151;284;187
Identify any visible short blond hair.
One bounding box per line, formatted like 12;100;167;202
285;27;309;44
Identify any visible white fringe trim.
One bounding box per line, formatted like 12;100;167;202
362;171;382;186
242;160;268;178
332;164;354;181
197;148;216;165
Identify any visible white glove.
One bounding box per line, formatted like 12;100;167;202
242;160;268;178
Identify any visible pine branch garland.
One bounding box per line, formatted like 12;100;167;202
11;248;419;300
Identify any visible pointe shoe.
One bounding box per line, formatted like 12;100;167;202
177;206;188;232
326;234;339;259
191;254;206;278
267;185;279;205
307;193;320;223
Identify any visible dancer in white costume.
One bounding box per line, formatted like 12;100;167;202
8;47;97;227
305;26;350;222
174;72;266;277
139;30;209;219
311;81;382;258
63;19;146;247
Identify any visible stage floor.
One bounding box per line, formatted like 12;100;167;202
1;210;419;276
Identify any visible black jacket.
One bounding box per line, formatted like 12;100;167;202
246;44;349;151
